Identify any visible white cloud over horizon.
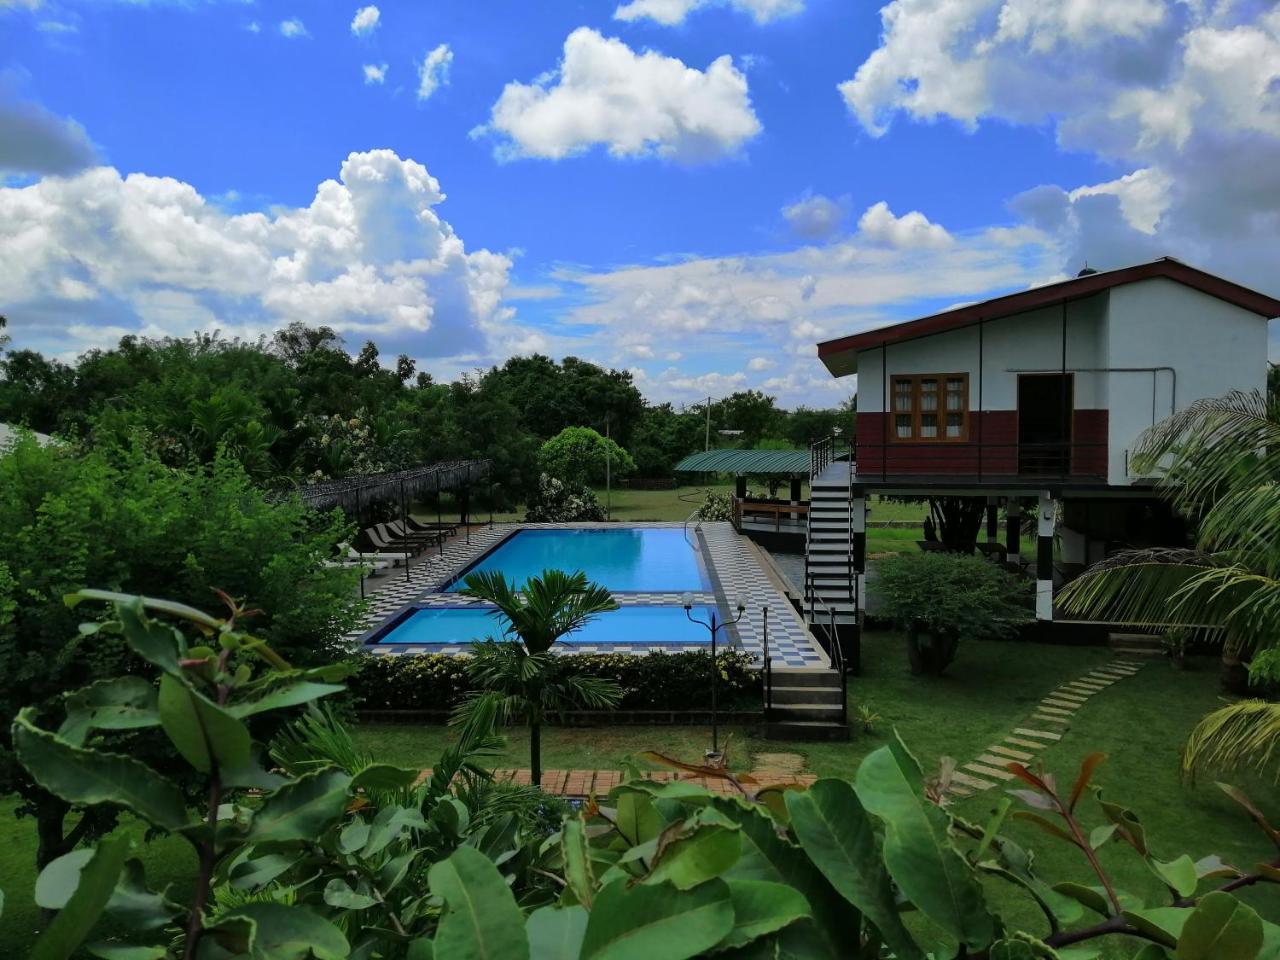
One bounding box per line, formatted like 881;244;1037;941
363;63;388;85
614;0;803;26
0;150;534;368
477;28;761;163
782;193;847;240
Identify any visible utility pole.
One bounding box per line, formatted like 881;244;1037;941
704;395;712;451
605;414;612;519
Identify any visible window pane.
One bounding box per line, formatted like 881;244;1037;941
946;413;962;437
920;392;938;412
920;379;938;392
946;392;963;411
894;394;912;412
895;414;913;439
920;414;937;438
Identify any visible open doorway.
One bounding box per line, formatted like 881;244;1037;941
1018;373;1073;475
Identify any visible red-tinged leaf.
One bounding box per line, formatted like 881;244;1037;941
1007;762;1050;793
637;751;740;782
1012;811;1079;846
1068;753;1107;812
1008;789;1056;811
1216;783;1280;846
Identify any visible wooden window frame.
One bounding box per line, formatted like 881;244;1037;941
890;373;970;442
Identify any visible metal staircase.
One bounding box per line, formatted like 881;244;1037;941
804;437;858;629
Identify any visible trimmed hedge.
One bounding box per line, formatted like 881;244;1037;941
351;650;762;714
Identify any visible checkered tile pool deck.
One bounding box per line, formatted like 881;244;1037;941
344;521;826;668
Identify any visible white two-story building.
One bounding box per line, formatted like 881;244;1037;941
808;258;1279;650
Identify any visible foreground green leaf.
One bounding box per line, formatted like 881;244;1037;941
1176;891;1263;960
787;778;924;960
247;768;352;843
855;739;994;951
157;675;251;774
221;903;349;959
13;708;189;832
720;880;810;950
428;846;530;960
527;906;589;960
32;834;132;960
580;878;734;960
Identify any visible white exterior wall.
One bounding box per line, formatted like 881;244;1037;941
1105;278;1268;484
856;294;1107;414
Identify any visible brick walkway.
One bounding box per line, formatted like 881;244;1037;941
945;658;1146;800
419;766;817;797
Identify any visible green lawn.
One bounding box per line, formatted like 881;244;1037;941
2;634;1274;954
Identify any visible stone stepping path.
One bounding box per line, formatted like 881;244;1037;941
945;658;1145;801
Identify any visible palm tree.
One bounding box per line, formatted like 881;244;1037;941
1058;389;1280;782
452;569;623;788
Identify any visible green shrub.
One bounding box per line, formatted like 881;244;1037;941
695;489;734;521
524;473;607;522
351;649;762;713
538;426;635;486
875;550;1031;675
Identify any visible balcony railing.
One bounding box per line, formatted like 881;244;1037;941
855;440;1108;483
810;435;853;480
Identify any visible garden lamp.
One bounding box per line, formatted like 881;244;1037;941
683;594;747;760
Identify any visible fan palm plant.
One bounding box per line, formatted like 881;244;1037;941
1058;389;1280;781
452;569;623;788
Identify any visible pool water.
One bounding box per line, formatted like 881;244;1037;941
445;528;711;593
372;604;718;646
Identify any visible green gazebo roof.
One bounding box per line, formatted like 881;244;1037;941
673;449;809;477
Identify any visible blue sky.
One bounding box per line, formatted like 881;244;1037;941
2;0;1277;406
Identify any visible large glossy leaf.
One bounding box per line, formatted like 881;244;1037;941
221;903;349;960
35;849;95;909
643;816;741;891
527;906;588;960
977;836;1083;930
1152;855;1200;899
615;791;663;846
787;778;923;960
31;833;132;960
85;944;167;959
13;709;189;832
247;768;352;843
350;763;421;792
580;878;734;960
226;680;346;718
1176;892;1263;960
714;799;849;958
157;675;251;774
113;601;186;676
428;846;530;960
229;852;299;890
854;740;994;951
324;879;377;911
105;860;180;932
58;677;160;745
719;880;810;950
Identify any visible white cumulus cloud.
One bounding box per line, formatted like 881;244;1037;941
417;43;453;102
838;0;1280;291
279;18;308;39
477;27;761;163
350;5;380;36
857;201;952;249
0;150;530;364
614;0;803;26
363;63;388;85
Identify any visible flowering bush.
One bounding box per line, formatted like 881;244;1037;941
524;472;607;522
351;649;762;713
695;488;734;521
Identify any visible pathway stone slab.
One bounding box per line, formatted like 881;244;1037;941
1032;714;1072;726
1041;700;1080;711
1005;736;1047;750
1015;727;1063;741
1037;704;1075;716
988;744;1034;761
974;756;1019;776
951;770;997;791
1052;691;1090;703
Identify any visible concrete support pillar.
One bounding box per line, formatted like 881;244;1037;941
985;496;999;544
1006;500;1022;567
1059;526;1086;567
735;476;747;499
1036;491;1057;621
849;487;867;676
790;477;802;520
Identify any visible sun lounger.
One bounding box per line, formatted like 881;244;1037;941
404;517;458;537
386;520;446;545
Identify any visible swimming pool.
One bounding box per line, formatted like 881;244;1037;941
443;528;711;593
368;603;718;647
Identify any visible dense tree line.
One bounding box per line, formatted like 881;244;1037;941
0;325;849;497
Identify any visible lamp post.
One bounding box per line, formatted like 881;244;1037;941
682;592;746;761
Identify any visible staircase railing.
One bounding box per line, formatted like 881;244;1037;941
807;590;848;725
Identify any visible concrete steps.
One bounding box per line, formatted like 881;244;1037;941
765;669;850;741
1108;632;1166;659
